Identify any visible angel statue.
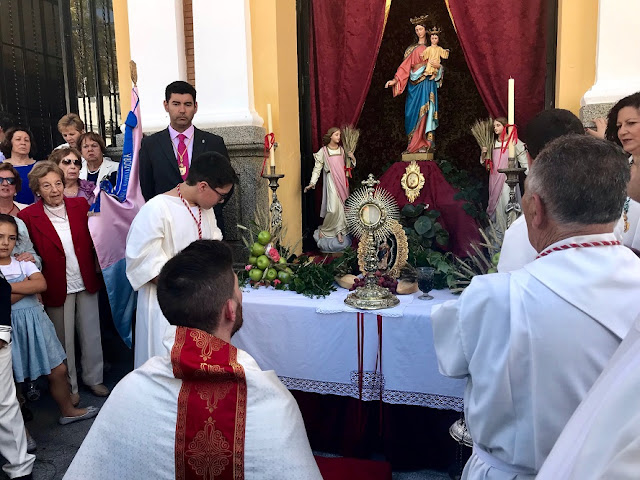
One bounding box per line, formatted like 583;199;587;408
304;127;357;253
385;15;449;153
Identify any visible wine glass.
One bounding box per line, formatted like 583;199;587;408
416;267;435;300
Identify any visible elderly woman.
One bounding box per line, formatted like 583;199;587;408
0;127;37;205
0;163;41;268
79;132;118;185
47;147;95;205
18;162;108;402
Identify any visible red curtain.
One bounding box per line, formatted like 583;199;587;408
446;0;548;128
309;1;389;151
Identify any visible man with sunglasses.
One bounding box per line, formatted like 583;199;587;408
126;152;238;368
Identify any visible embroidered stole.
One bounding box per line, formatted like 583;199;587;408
171;327;247;480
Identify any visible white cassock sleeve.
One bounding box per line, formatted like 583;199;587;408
126;202;171;291
431;300;469;378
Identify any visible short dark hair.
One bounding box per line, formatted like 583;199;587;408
78;132;106;154
165;81;197;103
186;151;238;189
0;127;36;159
0;111;16;132
527;135;630;225
522;109;585;159
605;92;640;146
0;213;19;241
157;240;235;332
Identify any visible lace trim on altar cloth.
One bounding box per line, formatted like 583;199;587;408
278;374;463;412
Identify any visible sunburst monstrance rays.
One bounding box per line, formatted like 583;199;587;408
345;185;400;243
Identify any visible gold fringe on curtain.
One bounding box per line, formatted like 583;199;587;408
444;0;457;32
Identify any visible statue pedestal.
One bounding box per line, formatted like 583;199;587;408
401;152;434;162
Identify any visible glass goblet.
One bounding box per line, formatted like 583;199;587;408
416;267;435;300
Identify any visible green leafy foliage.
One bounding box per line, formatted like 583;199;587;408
290;259;337;298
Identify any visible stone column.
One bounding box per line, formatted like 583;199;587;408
580;0;640;123
191;0;268;260
127;0;186;131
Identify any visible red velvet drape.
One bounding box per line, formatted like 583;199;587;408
309;1;389;151
447;0;547;128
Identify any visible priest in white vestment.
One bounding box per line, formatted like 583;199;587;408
66;240;322;479
432;136;640;479
126;152;237;368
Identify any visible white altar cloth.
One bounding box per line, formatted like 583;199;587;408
232;287;465;411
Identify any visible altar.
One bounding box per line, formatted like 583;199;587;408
232;286;467;469
233;287;464;409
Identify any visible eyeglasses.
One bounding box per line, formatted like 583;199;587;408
212;187;232;203
61;159;83;167
0;176;16;186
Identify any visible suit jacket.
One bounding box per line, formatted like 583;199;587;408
139;126;229;201
138;126;230;234
18;198;101;308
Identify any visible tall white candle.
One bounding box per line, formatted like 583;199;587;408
508;78;515;159
267;104;276;168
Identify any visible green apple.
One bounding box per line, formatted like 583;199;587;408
278;270;292;284
266;268;278;281
249;268;263;282
285;267;293;275
278;257;287;264
257;230;272;246
491;252;501;266
251;242;266;256
487;267;498;274
248;256;258;266
256;255;270;270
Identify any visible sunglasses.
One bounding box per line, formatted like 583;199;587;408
0;176;16;185
61;159;83;167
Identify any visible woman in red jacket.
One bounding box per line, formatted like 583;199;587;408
18;161;108;405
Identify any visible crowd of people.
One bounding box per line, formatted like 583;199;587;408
2;83;640;479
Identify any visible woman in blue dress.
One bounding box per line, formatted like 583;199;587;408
0;128;38;205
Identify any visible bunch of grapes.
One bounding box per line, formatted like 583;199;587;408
349;272;399;294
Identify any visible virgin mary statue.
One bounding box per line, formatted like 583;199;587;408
385;16;449;153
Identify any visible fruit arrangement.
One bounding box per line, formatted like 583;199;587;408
245;230;293;288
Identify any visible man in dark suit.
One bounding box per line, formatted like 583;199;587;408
139;80;231;233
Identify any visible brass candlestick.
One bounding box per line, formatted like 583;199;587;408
262;165;285;235
498;156;526;229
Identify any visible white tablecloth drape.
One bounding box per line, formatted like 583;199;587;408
232;287;465;411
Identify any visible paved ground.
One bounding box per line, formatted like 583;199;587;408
1;326;453;480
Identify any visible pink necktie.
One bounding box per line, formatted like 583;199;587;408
177;133;189;180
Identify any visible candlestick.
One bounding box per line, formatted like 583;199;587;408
507;78;515;161
262;166;285;235
267;104;276;168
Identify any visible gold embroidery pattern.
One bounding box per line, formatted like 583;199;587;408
185;417;233;478
175;382;191;480
190;329;225;361
230;349;247;480
172;327;188;379
195;381;234;414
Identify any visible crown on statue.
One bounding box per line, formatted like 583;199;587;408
410;14;429;25
427;26;442;35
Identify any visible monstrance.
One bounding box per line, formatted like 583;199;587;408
344;174;400;309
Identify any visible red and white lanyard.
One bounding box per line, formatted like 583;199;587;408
177;185;202;239
536;240;621;259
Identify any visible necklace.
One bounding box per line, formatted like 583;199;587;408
536;239;621;259
176;185;202;239
44;203;68;221
172;134;193;176
0;203;17;215
623;197;631;233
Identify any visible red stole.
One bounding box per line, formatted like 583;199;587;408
171;327;247;480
